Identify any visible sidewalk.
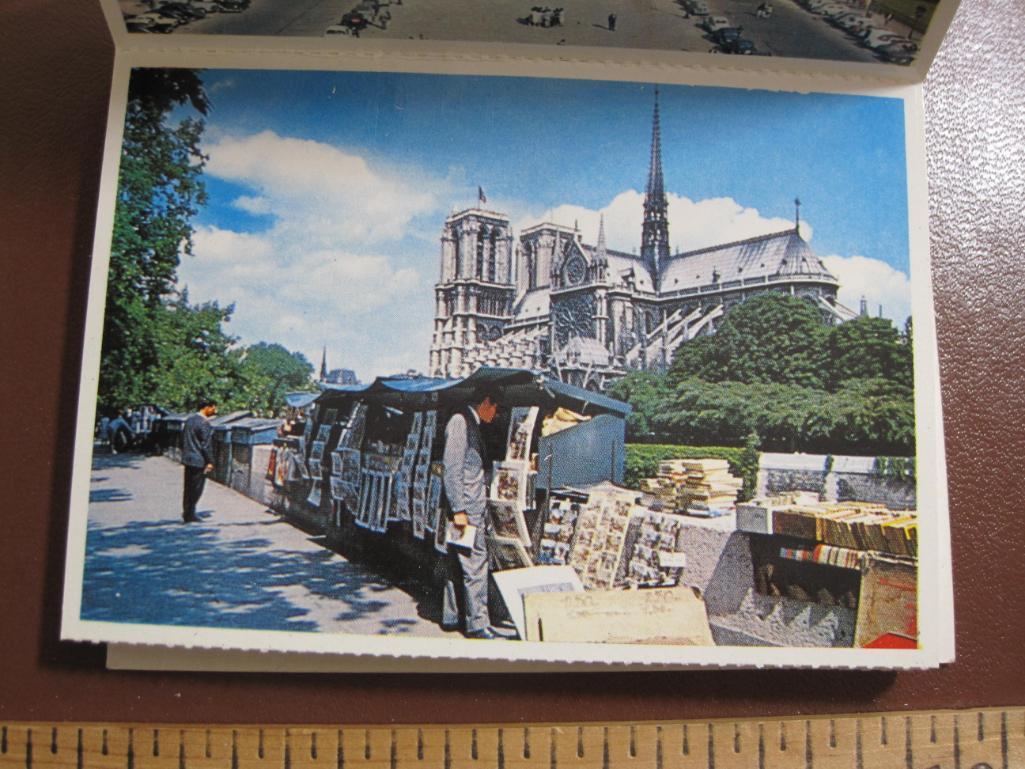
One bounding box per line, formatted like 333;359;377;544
82;453;452;638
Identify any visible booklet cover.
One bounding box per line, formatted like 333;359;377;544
60;0;954;670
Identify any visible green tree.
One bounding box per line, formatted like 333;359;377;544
99;69;209;411
148;294;246;412
238;343;315;416
668;293;829;388
826;315;913;390
608;370;670;440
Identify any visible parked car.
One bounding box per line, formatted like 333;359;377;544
700;15;731;32
861;27;913;48
339;10;369;32
154;3;207;21
831;11;864;26
709;26;756;52
125;12;179;32
683;0;710;16
838;14;876;32
877;40;918;63
716;37;756;53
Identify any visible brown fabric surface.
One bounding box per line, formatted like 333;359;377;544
1;0;1023;723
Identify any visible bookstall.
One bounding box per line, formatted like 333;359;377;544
269;367;631;606
258;369;918;647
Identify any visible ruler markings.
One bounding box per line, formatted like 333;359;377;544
2;710;1024;769
955;712;962;769
904;716;913;769
1001;711;1008;769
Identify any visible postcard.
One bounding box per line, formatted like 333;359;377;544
100;0;959;83
489;500;532;547
60;44;952;669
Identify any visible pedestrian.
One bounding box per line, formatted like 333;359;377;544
554;7;564;26
97;414;112;451
379;8;390;28
181;396;217;523
608;12;617;31
109;409;135;454
441;389;500;639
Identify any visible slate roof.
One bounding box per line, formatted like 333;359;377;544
659;228;837;290
512;287;550;320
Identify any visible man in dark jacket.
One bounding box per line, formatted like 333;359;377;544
181;397;217;523
441;389;499;638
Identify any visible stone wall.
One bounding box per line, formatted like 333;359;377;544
757;452;916;510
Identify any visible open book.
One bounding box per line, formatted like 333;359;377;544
62;0;957;670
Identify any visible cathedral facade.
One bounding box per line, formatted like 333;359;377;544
428;93;854;391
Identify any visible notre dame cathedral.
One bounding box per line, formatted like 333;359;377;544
428;92;855;391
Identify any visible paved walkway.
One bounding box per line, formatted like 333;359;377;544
82;453;453;638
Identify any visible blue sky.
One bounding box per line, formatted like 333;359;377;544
162;68;911;380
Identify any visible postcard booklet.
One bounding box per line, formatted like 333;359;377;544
63;0;959;670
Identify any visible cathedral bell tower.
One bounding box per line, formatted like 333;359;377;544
640;88;670;292
429;206;516;378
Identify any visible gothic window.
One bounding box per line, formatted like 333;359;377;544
527;244;537;290
476;228;486;279
453;236;461;278
564;255;587;286
488;230;498;283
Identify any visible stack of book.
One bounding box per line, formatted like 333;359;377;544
741;497;918;558
641;458;743;516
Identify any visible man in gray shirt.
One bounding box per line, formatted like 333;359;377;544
181;397;217;523
442;389;499;639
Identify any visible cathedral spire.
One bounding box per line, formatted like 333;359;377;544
641;87;669;290
595;213;608;265
319;346;328;380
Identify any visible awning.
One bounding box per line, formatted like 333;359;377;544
316;367;630;418
284;391;320;408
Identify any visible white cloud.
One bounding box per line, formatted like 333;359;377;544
180;226;427;381
176;130;458;377
205;130;446;248
822;254;911;326
524;191;807;255
232;195;272;215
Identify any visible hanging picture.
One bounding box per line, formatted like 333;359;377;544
489;500;531;547
306;480;322;510
490;460;532;509
506;406;540;462
488;535;532;572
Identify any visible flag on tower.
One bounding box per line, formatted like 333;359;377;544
477;186;487;205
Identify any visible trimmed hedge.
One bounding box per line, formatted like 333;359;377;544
625;443;759;502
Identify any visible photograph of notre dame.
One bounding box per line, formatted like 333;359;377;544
63;65;945;666
113;0;945;67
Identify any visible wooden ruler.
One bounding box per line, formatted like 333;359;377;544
2;708;1022;769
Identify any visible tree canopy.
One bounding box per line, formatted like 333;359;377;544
611;292;916;455
97;69;313;417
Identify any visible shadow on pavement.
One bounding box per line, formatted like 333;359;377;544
80;518;415;634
